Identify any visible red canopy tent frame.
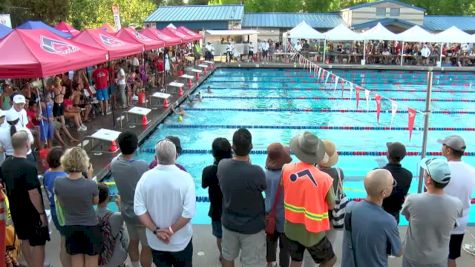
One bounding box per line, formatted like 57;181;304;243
161;27;194;43
73;29;144;60
176;26;202;41
55;21;80;37
0;29;107;78
115;27;164;51
141;28;182;47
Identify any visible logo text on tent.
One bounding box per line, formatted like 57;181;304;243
99;34;123;47
40;36;79;55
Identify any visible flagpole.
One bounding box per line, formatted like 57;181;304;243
417;70;433;193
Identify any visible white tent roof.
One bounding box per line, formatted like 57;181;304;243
361;23;397;41
287;21;324;40
396;25;436;42
435;26;475;43
323;23;362;41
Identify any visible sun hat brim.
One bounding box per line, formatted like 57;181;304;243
290;133;325;164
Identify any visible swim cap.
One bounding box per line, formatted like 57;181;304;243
178;115;183;123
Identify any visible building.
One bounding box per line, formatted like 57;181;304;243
145;0;475;39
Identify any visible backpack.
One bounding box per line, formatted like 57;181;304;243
98;212;117;265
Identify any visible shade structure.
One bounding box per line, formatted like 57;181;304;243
324;23;362;40
141;28;182;46
177;26;201;41
17;20;72;39
161;26;194;43
55;21;80;37
435;26;475;43
73;29;143;60
396;25;436;42
0;29;107;78
101;23;117;34
116;27;164;50
287;21;324;40
361;23;397;40
0;24;12;39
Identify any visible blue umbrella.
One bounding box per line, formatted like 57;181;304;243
0;23;12;39
17;20;72;39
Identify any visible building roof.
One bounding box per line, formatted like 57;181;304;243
423;16;475;32
341;0;425;12
352;18;417;30
145;5;244;22
242;13;343;28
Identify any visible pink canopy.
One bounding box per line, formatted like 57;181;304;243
0;29;108;78
73;29;143;60
101;23;117;34
161;27;194;43
177;26;201;41
141;28;182;47
116;27;164;50
55;21;80;37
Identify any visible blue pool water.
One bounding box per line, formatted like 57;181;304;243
109;68;475;225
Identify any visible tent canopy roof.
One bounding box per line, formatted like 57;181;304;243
18;20;72;39
0;24;12;39
0;29;107;78
162;26;194;42
324;23;362;40
116;27;164;50
287;21;324;39
141;28;182;46
177;26;201;41
361;23;397;40
435;26;475;43
396;25;436;42
55;21;80;37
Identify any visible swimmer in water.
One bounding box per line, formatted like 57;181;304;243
207;86;212;93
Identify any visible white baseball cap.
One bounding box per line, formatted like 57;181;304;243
13;94;26;104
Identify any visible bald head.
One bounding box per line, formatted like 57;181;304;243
364;169;394;198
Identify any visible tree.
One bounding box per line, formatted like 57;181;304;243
6;0;70;26
188;0;208;4
166;0;184;5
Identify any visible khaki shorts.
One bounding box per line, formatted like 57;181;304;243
125;221;148;246
222;227;266;267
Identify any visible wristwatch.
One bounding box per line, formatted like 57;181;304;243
152;227;159;235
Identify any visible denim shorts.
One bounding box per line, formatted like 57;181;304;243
96;88;109;101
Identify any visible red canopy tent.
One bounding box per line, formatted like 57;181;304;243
0;29;107;78
116;27;164;50
55;21;80;37
141;28;182;47
73;29;143;60
101;23;117;34
177;26;201;41
161;27;194;43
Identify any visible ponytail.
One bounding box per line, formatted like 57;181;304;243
7;119;19;137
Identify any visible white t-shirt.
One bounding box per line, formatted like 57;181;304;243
132;57;140;67
444;161;475;234
0;124;34;156
134;164;196;252
421;47;431;58
7;107;29;128
117;68;126;85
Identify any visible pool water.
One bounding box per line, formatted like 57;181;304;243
108;68;475;226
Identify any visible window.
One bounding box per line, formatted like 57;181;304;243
376;7;386;16
390;8;400;16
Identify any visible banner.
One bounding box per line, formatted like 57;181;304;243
365;89;370;110
341;80;345;97
325;71;330;84
390;101;398;127
349;82;354;100
356;86;360;109
408;108;417;140
112;4;121;31
334;76;339;92
375;94;382;122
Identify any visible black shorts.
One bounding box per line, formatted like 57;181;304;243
152;239;193;267
64;225;103;256
249;51;254;57
449;234;464;260
286;235;335;263
53;102;64;117
14;219;50;246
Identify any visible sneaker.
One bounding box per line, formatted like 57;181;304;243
78;125;86;132
463;243;475;256
80;124;87;131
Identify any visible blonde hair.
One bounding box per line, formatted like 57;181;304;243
61;147;90;173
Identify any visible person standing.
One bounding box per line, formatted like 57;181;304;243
7;94;29;128
381;142;413;223
341;169;402;267
402;158;463;267
218;128;267;267
1;131;50;267
134;139;196;267
202;137;233;261
92;63;110;116
282;132;336;267
438;135;475;267
55;148;102;267
116;62;127;109
111;131;152;267
265;143;292;267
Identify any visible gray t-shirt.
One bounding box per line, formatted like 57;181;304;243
401;193;463;265
110;156;149;224
54;177;99;226
265;169;284;233
218;158;266;234
342;201;402;267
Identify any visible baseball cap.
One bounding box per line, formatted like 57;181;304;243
386;142;406;160
420;158;451;184
437;135;466;152
13;94;26;104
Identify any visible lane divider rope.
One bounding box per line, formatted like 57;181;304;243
184;108;475;114
199;87;475;93
202;96;475;102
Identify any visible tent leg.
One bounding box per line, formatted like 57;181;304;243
401;41;404;66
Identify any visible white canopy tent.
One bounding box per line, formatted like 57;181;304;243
361;23;397;41
396;25;436;42
322;23;362;63
286;21;325;40
435;26;475;43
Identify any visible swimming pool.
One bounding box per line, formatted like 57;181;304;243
110;68;475;225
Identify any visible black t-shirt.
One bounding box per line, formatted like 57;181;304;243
202;164;223;221
1;157;42;225
382;163;413;213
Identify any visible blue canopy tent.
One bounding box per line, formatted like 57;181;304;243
0;24;12;39
17;20;72;38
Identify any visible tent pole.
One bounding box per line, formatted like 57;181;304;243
108;61;116;128
363;40;366;65
322;39;326;64
439;43;443;67
400;41;404;66
417;71;433;193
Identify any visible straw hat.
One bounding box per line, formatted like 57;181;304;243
266;143;292;170
319;140;339;168
290;132;325;164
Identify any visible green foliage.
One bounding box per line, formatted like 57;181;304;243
166;0;184;5
188;0;208;4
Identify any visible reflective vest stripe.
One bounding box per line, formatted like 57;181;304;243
284;202;329;221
